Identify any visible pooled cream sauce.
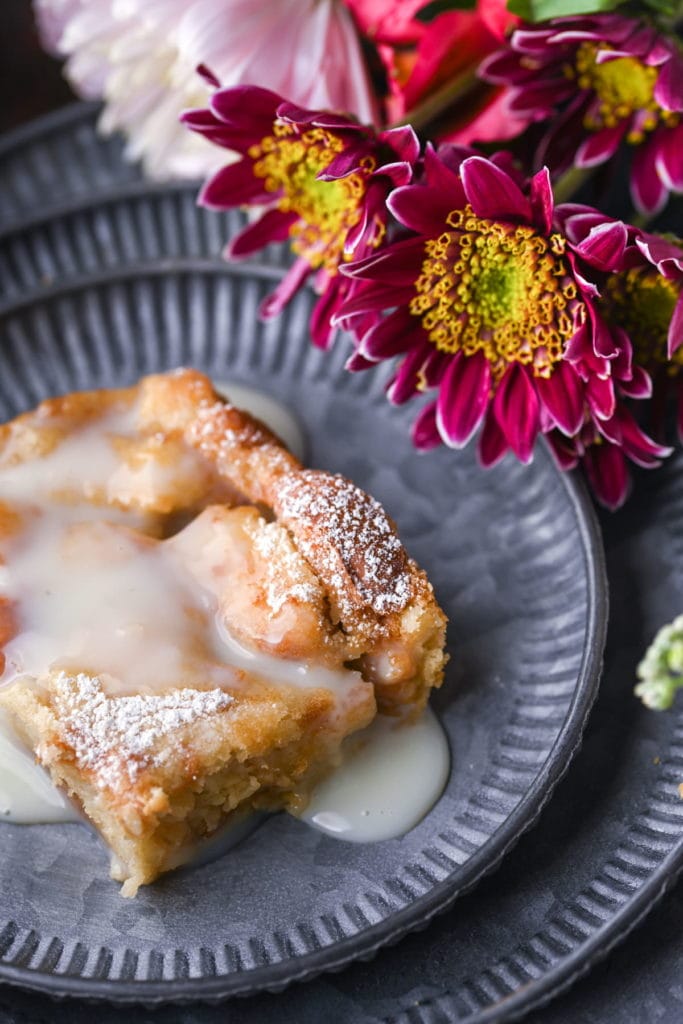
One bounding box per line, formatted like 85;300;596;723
0;380;449;845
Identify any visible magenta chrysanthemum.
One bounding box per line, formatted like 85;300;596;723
335;146;636;468
481;14;683;214
600;229;683;442
182;84;419;347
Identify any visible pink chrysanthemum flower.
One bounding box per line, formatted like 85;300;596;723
182;85;418;347
334;146;637;467
601;230;683;440
538;211;675;508
481;14;683;214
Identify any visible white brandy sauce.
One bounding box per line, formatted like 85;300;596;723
0;379;450;845
299;707;449;842
0;709;79;824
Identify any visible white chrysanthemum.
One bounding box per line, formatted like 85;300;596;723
34;0;377;180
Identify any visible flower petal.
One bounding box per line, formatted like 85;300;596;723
461;155;531;223
359;309;423;361
536;360;584;436
616;406;672;464
334;281;415;323
259;258;311;319
412;401;442;451
387;341;433;404
529;167;554;235
575;122;627;168
211;85;280;125
546;432;579;471
655;124;683;191
574;220;628;271
478;409;508;467
341;237;426;286
619;365;652;399
654;53;683;112
436;351;491;448
228;209;297;258
387;185;456;235
310;278;343;350
493;364;539;463
345;350;375;372
584;444;630;510
199;159;270;208
585;372;616;421
381;125;421;164
631;140;669;215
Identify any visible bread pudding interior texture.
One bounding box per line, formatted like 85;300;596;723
0;370;447;895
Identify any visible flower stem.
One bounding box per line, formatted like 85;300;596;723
391;69;480;133
552;166;593;204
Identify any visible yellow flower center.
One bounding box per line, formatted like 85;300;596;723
409;206;584;382
603;267;683;372
248;123;380;273
572;43;679;141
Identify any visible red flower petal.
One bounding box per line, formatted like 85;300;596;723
211;85;281;125
259;258;311;320
478;409;508;467
436;351;491;448
546;432;579;471
536;360;584;436
654;53;683;111
387;185;456;235
584;444;630;510
310;278;343;350
493;364;539;463
585;373;616;421
529;167;554;235
381;125;421;164
345;351;375;372
228;209;297;258
615;407;672;464
619;365;652;399
387;340;433;404
359;310;423;361
412;401;442;451
199;160;270;209
574;220;628;272
631;140;669;215
319;144;369;180
334;281;415;323
461;156;532;223
655;124;683;191
340;237;425;283
575;122;627;168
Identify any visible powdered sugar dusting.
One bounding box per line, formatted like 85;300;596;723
251;522;319;615
277;472;411;619
53;672;233;787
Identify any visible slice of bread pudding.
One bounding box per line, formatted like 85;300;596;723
0;370;447;895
